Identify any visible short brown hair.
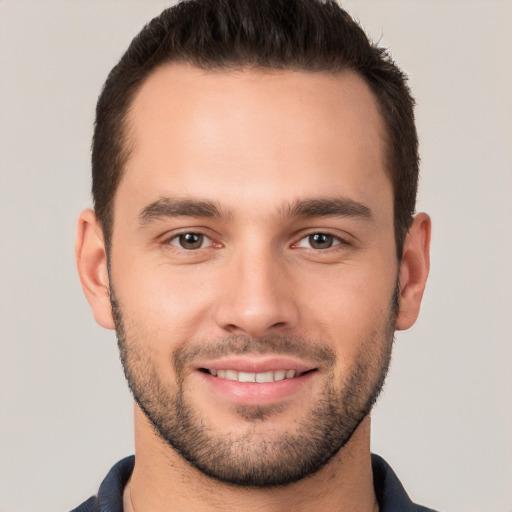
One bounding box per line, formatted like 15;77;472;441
92;0;418;257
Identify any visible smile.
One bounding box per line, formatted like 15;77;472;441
196;363;318;405
204;369;306;382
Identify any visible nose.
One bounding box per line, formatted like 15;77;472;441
213;248;300;338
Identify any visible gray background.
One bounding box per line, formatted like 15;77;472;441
1;1;511;511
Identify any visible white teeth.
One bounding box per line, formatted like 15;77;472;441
225;369;238;381
208;369;300;382
273;370;286;381
238;371;256;383
255;371;274;383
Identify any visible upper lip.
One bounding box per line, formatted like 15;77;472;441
195;356;317;374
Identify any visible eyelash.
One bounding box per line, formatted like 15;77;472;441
165;231;217;251
293;232;348;251
163;230;350;252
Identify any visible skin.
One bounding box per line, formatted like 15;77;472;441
76;64;430;512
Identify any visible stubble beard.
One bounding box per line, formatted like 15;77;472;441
111;287;397;488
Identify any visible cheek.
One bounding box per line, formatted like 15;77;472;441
297;261;397;355
112;259;219;342
110;232;398;357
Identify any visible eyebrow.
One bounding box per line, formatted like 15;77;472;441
138;195;372;226
281;197;373;221
139;197;230;225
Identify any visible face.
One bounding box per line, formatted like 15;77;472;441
108;65;399;486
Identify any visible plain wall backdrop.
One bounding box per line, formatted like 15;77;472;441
1;1;511;511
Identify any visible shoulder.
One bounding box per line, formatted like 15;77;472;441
371;454;440;512
69;456;135;512
70;496;99;512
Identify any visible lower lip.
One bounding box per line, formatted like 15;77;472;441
196;370;316;406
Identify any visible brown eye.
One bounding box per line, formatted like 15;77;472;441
173;233;205;250
295;233;342;250
308;233;334;249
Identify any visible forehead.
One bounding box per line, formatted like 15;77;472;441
118;64;391;220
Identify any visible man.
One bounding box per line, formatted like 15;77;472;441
74;0;433;510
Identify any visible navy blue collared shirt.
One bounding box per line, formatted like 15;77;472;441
71;454;439;512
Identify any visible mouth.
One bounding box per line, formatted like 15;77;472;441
199;368;313;383
194;359;318;406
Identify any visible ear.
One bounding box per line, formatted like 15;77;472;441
395;213;431;331
75;209;115;330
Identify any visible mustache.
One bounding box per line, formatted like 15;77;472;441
173;335;337;373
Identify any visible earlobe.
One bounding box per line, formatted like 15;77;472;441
75;209;115;330
395;213;431;331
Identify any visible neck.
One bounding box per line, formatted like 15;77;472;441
124;405;378;512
